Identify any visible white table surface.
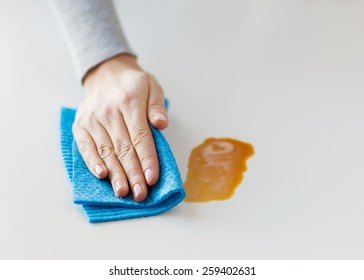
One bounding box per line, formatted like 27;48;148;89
1;0;363;259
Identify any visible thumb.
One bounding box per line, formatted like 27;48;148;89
147;73;168;130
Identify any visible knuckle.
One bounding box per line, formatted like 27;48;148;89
120;93;134;108
135;72;148;83
140;154;155;168
120;93;144;111
127;168;140;179
132;127;149;147
112;171;125;180
97;143;114;159
149;103;165;112
72;122;84;136
114;140;133;160
73;110;90;127
119;72;148;109
71;123;79;134
77;138;93;155
100;106;114;126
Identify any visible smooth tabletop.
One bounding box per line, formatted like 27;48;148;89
0;0;364;259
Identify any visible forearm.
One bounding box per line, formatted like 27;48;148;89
49;0;136;82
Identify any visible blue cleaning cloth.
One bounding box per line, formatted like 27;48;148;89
60;107;185;223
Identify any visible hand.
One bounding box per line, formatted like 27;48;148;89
72;54;168;202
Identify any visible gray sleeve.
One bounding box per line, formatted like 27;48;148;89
49;0;136;82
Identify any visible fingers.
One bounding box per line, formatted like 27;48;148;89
147;73;168;130
74;71;164;203
72;125;108;179
73;105;159;202
74;120;130;199
121;99;160;188
102;110;149;202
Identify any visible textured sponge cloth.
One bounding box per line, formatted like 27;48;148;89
60;107;185;223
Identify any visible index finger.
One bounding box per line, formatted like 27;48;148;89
122;101;159;187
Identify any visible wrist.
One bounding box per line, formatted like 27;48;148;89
83;53;141;87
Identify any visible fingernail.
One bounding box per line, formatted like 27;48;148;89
114;180;123;196
145;169;155;184
133;183;143;199
153;113;167;121
94;164;103;176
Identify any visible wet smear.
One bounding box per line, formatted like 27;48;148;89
184;138;254;202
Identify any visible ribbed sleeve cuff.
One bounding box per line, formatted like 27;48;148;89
49;0;136;82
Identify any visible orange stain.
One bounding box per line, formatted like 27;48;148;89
184;138;254;202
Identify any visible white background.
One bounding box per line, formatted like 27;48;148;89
0;0;363;259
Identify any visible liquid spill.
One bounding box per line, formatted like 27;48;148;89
184;138;254;202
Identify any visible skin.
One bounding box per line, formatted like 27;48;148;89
72;54;168;202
